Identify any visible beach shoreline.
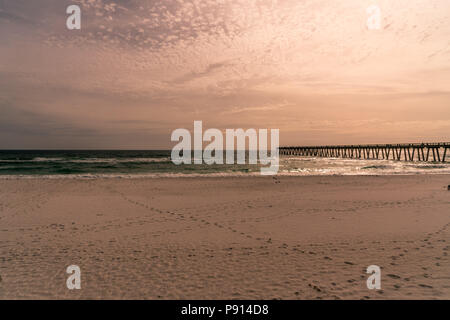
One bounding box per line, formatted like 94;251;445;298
0;174;449;299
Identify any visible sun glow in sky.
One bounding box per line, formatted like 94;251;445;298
0;0;449;149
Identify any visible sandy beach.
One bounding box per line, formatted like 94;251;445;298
0;175;449;299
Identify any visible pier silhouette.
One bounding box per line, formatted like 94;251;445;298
279;142;449;162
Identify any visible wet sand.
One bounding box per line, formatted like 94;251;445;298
0;175;449;299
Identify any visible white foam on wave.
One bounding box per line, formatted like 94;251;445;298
0;157;171;163
1;155;449;179
67;157;171;163
0;171;265;180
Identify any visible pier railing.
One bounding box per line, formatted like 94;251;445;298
279;142;450;162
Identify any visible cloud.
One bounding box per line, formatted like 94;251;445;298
0;0;449;148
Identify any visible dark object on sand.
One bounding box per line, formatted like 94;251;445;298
448;185;450;191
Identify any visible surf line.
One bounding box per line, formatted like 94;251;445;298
171;121;280;175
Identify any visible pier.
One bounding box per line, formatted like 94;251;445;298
279;142;449;162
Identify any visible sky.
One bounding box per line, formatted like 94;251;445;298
0;0;449;149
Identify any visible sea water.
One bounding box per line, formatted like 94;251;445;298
0;150;449;178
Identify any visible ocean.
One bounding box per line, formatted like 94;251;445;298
0;150;449;178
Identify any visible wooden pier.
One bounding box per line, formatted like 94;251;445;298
279;142;449;162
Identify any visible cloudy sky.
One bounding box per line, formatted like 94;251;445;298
0;0;449;149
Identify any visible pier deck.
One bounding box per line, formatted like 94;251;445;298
279;142;449;162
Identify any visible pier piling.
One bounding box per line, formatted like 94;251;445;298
279;143;449;162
